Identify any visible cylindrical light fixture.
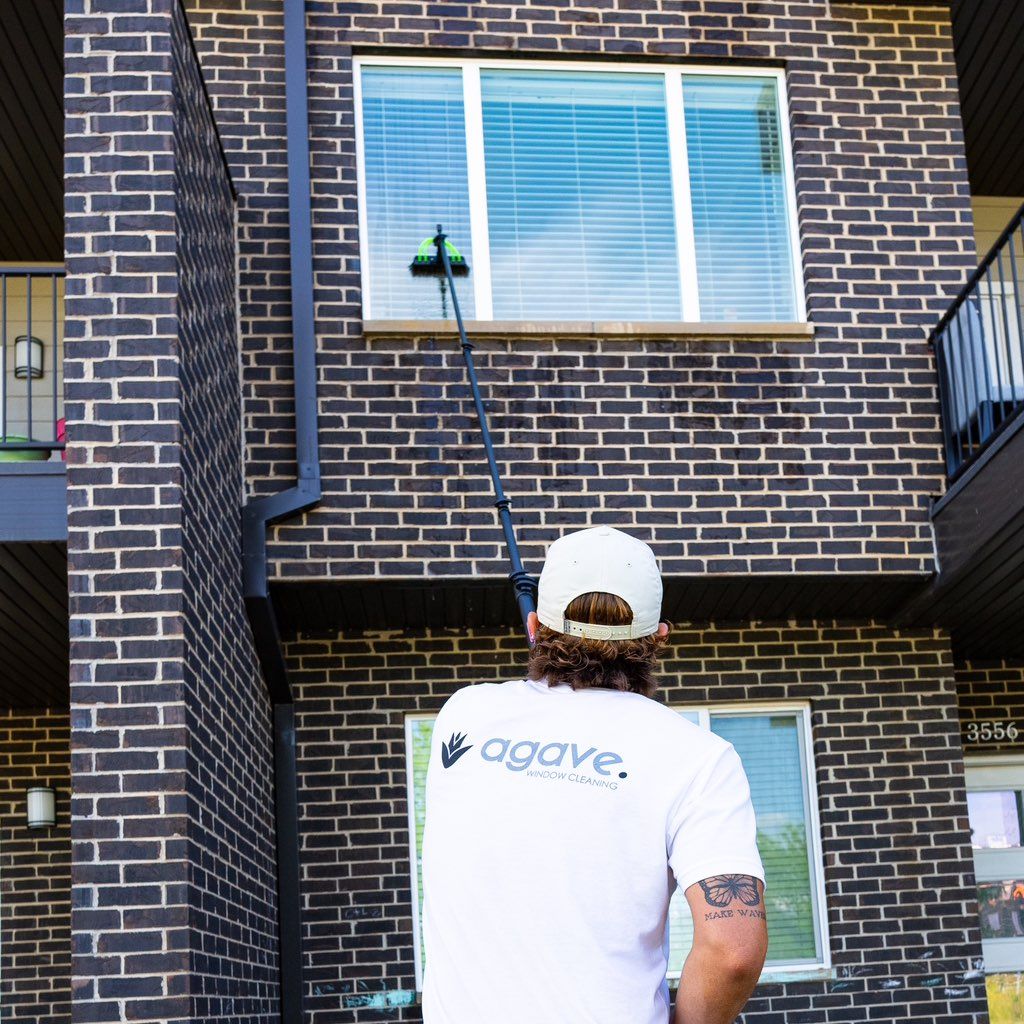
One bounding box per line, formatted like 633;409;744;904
14;335;44;379
26;786;56;829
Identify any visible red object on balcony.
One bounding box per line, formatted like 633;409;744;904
57;417;66;461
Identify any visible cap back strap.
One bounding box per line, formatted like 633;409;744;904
561;618;642;641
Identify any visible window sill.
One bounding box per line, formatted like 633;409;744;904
755;966;836;986
668;966;835;992
363;319;814;340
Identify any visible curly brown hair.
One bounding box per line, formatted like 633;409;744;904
526;591;668;698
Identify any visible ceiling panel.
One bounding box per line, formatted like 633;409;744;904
0;541;68;705
952;0;1024;197
0;0;63;262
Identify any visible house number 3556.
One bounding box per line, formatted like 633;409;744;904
965;721;1021;743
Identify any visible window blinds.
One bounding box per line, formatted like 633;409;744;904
711;714;818;963
480;69;681;321
360;67;474;319
682;76;797;322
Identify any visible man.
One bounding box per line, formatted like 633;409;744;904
421;526;767;1023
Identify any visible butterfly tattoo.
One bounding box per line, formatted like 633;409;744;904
698;874;762;908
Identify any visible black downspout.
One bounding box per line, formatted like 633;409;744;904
241;2;320;1023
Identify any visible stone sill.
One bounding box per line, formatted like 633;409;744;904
363;319;814;340
669;966;835;991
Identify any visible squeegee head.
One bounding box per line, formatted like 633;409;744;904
409;235;470;277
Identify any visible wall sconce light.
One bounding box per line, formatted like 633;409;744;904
26;786;56;829
14;335;44;379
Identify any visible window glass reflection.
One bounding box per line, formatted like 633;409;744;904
978;881;1024;940
482;69;679;321
968;790;1022;849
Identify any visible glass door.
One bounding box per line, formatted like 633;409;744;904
966;758;1024;1023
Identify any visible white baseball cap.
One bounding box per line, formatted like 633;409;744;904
536;526;663;640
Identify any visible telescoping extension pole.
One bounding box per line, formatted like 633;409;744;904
412;225;537;643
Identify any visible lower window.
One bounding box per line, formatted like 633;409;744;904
405;700;828;987
667;705;827;977
966;757;1024;1022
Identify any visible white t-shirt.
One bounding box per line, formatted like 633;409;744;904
421;678;765;1024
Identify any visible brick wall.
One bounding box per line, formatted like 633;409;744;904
65;2;276;1021
182;0;978;582
286;623;986;1024
956;660;1024;754
169;5;992;1021
181;0;291;491
0;708;71;1024
64;1;189;1017
173;4;280;1019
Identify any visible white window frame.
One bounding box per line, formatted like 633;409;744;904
404;711;433;993
403;699;828;990
671;700;830;980
353;56;807;324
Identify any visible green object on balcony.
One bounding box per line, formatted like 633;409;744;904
0;436;48;462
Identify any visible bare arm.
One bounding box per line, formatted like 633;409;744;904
673;874;768;1024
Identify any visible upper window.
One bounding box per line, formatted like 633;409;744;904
356;59;804;324
404;701;827;989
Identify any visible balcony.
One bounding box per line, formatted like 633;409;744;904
899;207;1024;658
0;4;67;705
0;266;66;543
933;206;1024;481
0;267;64;457
0;266;68;704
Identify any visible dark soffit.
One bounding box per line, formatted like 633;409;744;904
0;541;68;706
952;0;1024;197
0;0;63;262
271;573;930;639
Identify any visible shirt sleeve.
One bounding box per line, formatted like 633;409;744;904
666;741;766;895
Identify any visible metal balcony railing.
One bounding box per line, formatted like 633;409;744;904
932;208;1024;481
0;267;64;461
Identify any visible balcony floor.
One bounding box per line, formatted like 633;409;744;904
0;462;66;542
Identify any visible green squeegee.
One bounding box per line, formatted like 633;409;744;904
409;235;470;276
